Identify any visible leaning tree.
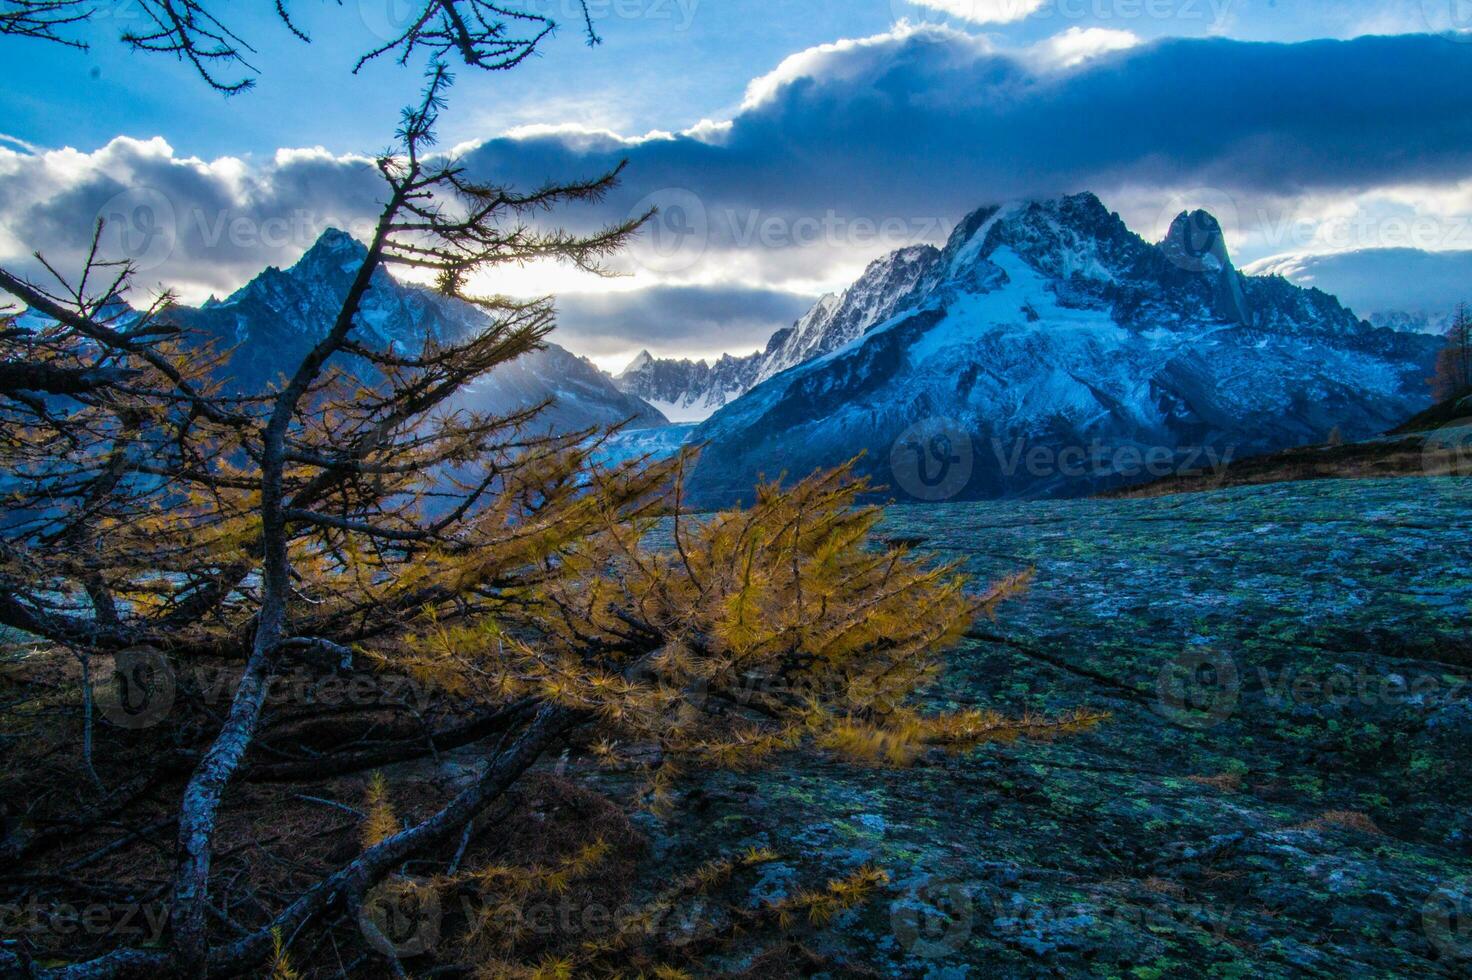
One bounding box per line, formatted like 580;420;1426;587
0;20;1101;980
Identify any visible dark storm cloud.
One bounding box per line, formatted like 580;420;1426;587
1246;248;1472;321
6;27;1472;355
460;29;1472;235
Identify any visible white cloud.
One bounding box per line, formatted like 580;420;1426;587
906;0;1046;25
0;136;384;304
682;118;734;144
740;23;991;112
7;29;1472;361
497;123;674;147
467;257;654;300
1029;27;1141;69
0;133;39;154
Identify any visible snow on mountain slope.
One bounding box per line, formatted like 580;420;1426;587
166;229;668;434
754;245;942;382
683;193;1441;506
612;348;763;422
611;245;943;421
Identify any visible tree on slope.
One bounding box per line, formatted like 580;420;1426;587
0;67;1100;977
1432;301;1472;402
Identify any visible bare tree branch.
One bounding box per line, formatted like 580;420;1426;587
0;0;602;92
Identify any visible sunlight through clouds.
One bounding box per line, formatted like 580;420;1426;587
1028;26;1140;67
5;23;1472;359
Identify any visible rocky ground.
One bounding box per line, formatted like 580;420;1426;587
621;477;1472;977
4;477;1467;977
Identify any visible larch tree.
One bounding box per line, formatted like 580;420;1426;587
0;10;1102;979
1432;301;1472;402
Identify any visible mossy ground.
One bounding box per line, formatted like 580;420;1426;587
621;477;1472;977
4;478;1466;977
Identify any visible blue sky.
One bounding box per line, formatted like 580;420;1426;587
1;0;1441;156
3;0;1472;368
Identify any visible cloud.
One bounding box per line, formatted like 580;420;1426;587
1029;27;1141;68
736;25;976;113
7;26;1472;355
0;133;39;154
906;0;1046;25
554;285;817;363
1244;248;1472;322
452;27;1472;290
0;137;383;303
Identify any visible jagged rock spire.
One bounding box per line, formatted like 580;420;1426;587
1161;209;1252;326
1162;209;1232;273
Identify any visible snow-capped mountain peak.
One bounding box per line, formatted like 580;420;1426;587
612;348;754;423
616;349;657;380
613;240;946;419
677;192;1441;505
163;228;667;433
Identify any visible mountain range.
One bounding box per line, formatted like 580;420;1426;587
612;245;940;420
79;200;1444;507
1243;247;1472;336
619;226;1466;432
165;229;668;434
668;193;1442;505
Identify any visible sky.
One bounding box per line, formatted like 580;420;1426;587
3;0;1472;371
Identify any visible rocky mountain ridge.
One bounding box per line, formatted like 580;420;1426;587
677;192;1442;505
611;245;944;421
166;229;668;434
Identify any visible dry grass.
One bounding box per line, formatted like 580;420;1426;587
1100;435;1448;500
1295;810;1385;837
1139;876;1188;898
1187;772;1244;793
